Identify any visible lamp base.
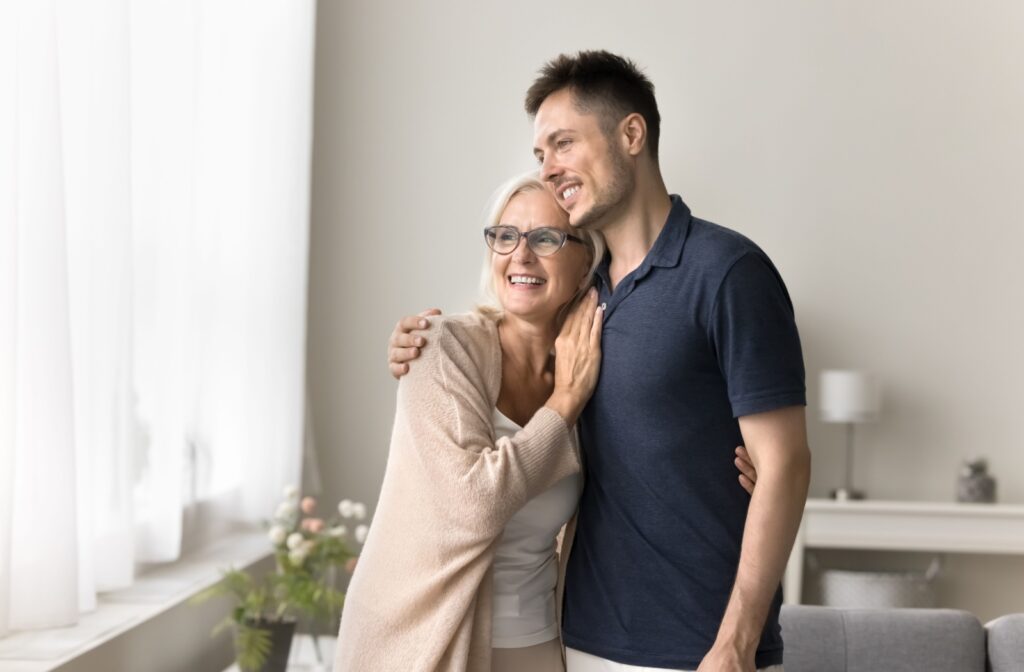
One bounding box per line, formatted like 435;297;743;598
830;487;866;501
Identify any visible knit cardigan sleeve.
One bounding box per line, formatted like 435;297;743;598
393;314;581;535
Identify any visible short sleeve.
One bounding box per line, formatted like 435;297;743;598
708;252;806;417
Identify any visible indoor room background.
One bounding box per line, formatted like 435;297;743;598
307;0;1024;622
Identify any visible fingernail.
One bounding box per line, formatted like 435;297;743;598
419;320;427;328
415;337;424;346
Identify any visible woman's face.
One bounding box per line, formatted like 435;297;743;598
491;189;590;326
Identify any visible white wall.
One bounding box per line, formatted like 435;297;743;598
307;0;1024;621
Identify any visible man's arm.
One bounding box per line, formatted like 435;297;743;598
698;405;810;672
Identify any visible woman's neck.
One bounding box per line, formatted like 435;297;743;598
497;314;556;380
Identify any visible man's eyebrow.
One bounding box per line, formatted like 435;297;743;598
546;129;572;142
533;129;572;157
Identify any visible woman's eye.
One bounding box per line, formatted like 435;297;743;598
498;231;519;243
536;231;559;244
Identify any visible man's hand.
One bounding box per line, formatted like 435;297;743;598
388;309;441;379
696;642;755;672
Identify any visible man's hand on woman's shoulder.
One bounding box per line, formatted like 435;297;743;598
388;308;441;379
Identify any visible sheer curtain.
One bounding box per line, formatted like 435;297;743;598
0;0;315;635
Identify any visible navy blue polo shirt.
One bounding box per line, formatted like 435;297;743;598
561;195;805;669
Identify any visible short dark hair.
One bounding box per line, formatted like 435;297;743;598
525;51;661;159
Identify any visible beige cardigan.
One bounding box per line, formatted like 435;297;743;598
334;312;581;672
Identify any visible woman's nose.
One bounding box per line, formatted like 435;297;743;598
511;237;536;262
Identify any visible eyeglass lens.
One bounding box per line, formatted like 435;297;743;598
485;226;565;256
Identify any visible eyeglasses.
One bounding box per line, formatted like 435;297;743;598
483;225;586;257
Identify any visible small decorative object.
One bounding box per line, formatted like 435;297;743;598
193;486;370;671
957;458;997;503
820;370;882;500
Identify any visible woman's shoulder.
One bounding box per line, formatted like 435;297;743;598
426;311;499;351
415;311;501;394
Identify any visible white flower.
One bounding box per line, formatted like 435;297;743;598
329;525;347;538
338;499;354;518
286;532;305;550
288;547;308;566
351;502;367;521
354;524;369;544
276;501;298;520
283;484;299;500
268;525;287;545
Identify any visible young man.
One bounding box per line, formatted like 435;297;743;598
389;51;809;672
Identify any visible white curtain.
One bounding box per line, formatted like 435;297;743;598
0;0;315;635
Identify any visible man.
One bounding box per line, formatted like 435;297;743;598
389;51;809;672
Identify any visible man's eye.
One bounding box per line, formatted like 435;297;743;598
535;154;544;165
557;139;572;149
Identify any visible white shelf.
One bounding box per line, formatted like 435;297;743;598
784;499;1024;604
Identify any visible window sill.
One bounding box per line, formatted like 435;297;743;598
0;530;271;672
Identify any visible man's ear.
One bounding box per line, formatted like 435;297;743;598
620;113;647;157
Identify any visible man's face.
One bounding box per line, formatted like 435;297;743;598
532;88;633;231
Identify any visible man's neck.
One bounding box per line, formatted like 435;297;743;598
600;175;672;290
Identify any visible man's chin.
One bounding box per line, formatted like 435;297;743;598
569;206;603;232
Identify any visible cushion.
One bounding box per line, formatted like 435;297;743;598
781;605;985;672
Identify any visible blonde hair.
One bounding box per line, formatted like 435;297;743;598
475;172;605;322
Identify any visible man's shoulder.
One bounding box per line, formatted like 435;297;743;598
686;216;764;262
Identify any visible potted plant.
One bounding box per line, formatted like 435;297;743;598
194;486;369;671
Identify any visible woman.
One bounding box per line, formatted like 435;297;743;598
335;173;606;672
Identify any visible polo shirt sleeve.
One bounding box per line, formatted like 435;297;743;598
708;252;806;418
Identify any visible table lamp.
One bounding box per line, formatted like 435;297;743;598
820;370;881;500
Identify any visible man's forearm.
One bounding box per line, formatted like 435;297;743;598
713;448;810;657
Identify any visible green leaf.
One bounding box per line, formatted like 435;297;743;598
234;622;273;672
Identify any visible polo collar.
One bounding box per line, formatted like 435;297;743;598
595;194;692;289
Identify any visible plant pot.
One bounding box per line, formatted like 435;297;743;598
239;618;296;672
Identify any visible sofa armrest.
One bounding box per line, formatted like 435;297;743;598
986;613;1024;672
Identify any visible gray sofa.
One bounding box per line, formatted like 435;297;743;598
780;606;1024;672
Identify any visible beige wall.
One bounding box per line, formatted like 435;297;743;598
307;0;1024;621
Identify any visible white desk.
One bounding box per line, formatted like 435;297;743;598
784;499;1024;604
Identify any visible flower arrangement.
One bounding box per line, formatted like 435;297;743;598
194;485;369;671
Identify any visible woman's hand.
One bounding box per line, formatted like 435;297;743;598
546;289;604;426
735;445;757;495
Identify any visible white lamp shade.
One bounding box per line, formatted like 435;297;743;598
819;370;881;423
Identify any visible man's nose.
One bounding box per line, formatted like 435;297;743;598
541;154;562;184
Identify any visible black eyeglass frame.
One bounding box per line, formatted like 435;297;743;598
483;225;587;257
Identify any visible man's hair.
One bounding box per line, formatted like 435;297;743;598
525;50;661;159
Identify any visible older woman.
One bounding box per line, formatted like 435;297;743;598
334;173;606;672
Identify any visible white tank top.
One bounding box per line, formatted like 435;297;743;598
490;407;582;648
